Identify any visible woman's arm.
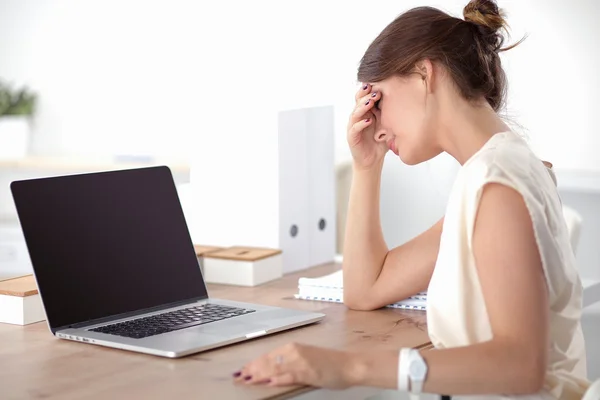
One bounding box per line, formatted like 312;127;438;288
349;183;549;395
237;184;548;395
343;163;443;310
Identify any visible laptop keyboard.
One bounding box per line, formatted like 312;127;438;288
89;303;256;339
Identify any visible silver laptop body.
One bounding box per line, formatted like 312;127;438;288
10;166;324;358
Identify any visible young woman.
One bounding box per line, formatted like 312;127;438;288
233;1;590;398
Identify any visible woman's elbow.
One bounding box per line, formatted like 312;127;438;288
343;293;380;311
512;350;547;394
523;362;546;394
515;368;545;395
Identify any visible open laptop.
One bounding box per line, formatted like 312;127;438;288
10;165;325;358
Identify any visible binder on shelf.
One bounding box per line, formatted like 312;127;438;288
278;105;336;273
278;107;311;273
306;106;336;268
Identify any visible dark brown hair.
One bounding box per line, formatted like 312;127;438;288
357;0;523;112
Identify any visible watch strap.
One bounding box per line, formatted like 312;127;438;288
408;349;427;394
398;347;411;391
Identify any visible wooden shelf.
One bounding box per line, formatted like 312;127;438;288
0;156;190;174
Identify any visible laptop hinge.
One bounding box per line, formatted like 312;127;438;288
54;295;209;332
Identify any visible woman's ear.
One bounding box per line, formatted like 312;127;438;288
415;59;435;93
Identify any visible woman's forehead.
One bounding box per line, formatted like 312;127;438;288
371;77;411;93
370;78;394;91
370;82;385;93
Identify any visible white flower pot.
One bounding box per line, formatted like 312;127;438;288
0;116;30;160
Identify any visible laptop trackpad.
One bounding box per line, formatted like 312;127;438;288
199;319;270;337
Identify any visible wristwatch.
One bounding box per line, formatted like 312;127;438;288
407;349;428;394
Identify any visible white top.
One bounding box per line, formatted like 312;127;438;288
426;131;589;399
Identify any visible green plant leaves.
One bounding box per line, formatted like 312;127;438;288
0;80;37;117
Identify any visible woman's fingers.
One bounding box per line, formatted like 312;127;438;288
350;91;380;125
234;349;289;385
355;82;370;101
354;86;380;106
267;373;297;387
347;115;374;146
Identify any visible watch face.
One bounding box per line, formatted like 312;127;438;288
410;361;426;378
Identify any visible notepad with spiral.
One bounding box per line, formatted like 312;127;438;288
294;270;427;311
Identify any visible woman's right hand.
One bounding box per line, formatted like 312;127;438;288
346;83;388;171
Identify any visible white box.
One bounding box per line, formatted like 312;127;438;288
193;244;223;275
0;275;46;325
203;247;282;286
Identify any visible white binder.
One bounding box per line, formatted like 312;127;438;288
278;105;336;273
306;106;336;268
278;107;311;273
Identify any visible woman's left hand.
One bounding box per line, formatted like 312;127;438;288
233;342;359;389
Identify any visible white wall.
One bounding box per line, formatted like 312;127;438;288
1;0;598;165
1;0;599;254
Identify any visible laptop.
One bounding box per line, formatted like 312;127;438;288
10;165;325;358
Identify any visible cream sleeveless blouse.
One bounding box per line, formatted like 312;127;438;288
426;131;589;399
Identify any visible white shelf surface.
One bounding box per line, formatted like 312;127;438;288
0;156;190;174
555;169;600;194
584;279;600;308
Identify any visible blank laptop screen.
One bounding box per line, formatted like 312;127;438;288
10;166;208;330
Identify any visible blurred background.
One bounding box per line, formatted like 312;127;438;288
0;0;599;378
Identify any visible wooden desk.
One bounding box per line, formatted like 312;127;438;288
0;263;431;400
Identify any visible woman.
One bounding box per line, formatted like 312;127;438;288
233;0;590;398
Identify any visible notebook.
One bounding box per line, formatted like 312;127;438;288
295;270;427;311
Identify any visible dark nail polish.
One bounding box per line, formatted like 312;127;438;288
365;118;371;122
244;376;252;381
233;371;242;377
371;92;377;97
363;84;368;90
365;100;370;106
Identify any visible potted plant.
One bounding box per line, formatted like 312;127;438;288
0;80;37;160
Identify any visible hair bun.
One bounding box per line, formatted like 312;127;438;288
463;0;506;32
463;0;507;51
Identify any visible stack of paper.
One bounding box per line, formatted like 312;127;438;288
294;270;427;310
